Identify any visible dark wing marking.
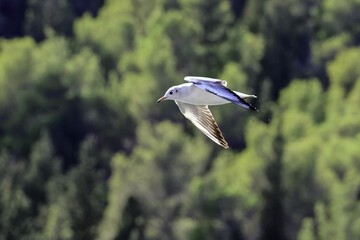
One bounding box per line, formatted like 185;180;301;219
175;101;229;149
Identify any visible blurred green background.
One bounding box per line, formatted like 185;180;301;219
1;0;360;239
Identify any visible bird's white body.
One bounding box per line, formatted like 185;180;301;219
176;83;230;105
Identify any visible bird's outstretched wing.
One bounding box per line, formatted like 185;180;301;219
175;101;229;149
184;76;227;87
184;76;257;111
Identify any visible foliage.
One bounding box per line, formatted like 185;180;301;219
0;0;359;239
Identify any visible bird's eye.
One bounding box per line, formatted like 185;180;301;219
169;91;173;95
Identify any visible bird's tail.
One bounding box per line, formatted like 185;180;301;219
234;91;257;99
233;91;258;111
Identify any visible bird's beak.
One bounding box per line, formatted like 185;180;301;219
157;96;166;103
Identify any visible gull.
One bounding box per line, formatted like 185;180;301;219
157;76;258;149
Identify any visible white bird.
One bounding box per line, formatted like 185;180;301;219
157;76;258;149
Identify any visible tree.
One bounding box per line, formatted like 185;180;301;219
0;132;61;240
179;0;234;76
65;136;107;240
97;121;210;240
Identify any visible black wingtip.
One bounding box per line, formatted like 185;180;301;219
245;101;258;111
250;105;259;112
226;88;259;112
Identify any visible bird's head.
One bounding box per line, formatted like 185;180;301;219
157;86;181;103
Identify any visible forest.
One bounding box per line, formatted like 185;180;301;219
0;0;360;239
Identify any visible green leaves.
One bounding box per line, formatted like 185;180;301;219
1;0;360;239
97;121;210;239
327;47;360;93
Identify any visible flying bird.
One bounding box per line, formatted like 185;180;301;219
157;76;258;149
